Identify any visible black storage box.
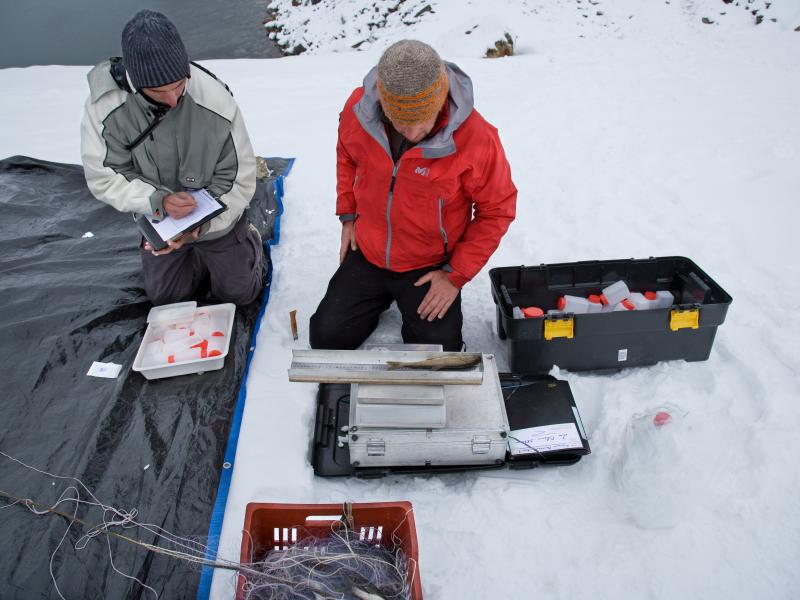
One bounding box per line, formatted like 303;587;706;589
490;256;732;374
312;374;590;478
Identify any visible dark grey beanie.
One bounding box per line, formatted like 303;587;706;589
121;10;189;89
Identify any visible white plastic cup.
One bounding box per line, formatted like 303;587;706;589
557;295;590;314
600;280;631;306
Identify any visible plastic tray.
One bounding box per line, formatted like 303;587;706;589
131;303;236;380
237;501;422;600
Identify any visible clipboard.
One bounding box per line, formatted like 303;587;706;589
136;189;227;251
503;375;591;466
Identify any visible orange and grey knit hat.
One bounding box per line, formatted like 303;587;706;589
376;40;449;126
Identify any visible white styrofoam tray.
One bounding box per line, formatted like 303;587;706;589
132;302;236;380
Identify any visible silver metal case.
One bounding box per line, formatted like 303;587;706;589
348;355;509;468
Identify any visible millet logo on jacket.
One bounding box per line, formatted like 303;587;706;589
414;166;430;177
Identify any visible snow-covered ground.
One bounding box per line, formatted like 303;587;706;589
1;2;799;599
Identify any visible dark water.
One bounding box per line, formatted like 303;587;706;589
0;0;282;69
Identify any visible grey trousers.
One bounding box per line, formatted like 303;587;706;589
140;216;264;306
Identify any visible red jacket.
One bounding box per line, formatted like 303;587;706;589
336;63;517;288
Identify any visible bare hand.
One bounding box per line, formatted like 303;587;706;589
415;269;459;321
144;227;200;256
163;192;197;219
339;221;358;263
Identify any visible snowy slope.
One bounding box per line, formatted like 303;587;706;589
1;2;799;599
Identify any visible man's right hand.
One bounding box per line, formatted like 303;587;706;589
163;192;197;219
339;221;358;263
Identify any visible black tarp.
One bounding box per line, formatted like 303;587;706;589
0;156;290;599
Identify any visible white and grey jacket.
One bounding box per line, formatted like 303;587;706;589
80;59;256;241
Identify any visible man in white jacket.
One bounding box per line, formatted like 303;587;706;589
80;10;263;306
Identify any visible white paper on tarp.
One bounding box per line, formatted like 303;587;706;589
509;422;583;455
87;361;122;379
146;188;220;241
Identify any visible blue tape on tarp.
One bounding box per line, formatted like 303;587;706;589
196;158;294;600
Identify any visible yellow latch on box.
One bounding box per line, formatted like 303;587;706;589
544;316;574;340
670;307;700;331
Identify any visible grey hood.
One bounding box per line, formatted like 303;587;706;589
353;61;475;160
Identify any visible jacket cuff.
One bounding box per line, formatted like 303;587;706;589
338;213;356;223
149;189;169;221
443;264;469;289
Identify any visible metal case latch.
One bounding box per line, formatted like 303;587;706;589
471;436;492;455
366;438;386;456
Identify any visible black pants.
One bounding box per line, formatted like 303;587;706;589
310;249;463;351
140;216;264;306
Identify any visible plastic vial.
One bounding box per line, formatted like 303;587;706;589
628;292;652;310
557;295;591;314
208;336;226;357
600;280;631;306
613;300;635;311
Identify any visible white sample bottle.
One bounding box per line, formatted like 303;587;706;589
557;295;591;314
628;292;652;310
600;280;631;306
613;299;635;311
653;291;675;309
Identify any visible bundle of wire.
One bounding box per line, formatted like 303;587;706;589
243;527;411;600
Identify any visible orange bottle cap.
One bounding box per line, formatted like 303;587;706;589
644;291;657;300
622;299;634;310
588;294;601;304
557;297;566;310
600;293;609;305
522;306;544;318
653;411;672;427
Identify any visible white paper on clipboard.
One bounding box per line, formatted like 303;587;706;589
147;189;221;241
508;422;583;456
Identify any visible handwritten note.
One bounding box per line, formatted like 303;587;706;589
508;422;583;456
147;188;220;241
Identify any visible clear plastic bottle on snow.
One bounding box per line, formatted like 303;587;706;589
611;405;688;529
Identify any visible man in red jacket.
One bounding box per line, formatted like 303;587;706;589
310;40;517;351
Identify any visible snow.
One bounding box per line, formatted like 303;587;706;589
1;2;799;599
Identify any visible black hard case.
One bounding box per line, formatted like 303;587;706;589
490;256;732;374
312;375;590;478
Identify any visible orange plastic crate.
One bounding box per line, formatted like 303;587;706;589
237;501;423;600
